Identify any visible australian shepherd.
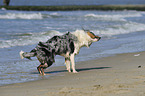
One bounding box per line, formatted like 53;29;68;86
20;30;101;75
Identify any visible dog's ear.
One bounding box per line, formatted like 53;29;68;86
82;27;85;31
82;27;90;33
87;32;101;41
87;32;96;39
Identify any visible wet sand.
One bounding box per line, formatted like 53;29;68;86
0;51;145;96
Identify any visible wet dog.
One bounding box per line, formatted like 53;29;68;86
20;30;101;75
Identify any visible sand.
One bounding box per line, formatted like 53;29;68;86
0;51;145;96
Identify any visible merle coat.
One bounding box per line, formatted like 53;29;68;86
20;30;101;75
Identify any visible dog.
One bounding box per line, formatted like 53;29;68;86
20;30;101;75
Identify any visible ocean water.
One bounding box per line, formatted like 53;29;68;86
1;9;145;86
1;0;145;6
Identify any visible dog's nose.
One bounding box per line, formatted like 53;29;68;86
95;35;101;41
98;37;101;41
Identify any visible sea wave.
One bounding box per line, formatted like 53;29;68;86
93;22;145;36
0;12;62;19
84;12;143;21
0;13;43;19
1;21;145;48
0;30;62;48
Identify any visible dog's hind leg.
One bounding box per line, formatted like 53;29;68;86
41;68;45;75
37;63;48;75
65;58;71;72
70;54;78;73
37;64;42;75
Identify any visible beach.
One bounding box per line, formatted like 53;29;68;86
1;0;145;94
1;10;145;85
0;51;145;96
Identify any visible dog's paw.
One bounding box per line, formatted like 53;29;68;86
43;73;46;76
73;71;78;73
67;70;71;73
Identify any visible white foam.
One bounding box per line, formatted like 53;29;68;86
50;12;61;16
0;12;62;19
93;22;145;36
0;8;7;11
85;12;142;21
0;13;43;19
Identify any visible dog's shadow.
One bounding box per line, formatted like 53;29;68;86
77;67;111;72
31;67;111;74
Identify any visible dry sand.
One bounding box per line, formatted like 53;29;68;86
0;51;145;96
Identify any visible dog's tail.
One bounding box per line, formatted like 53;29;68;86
19;49;37;60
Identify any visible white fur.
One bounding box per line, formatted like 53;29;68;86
65;59;71;72
19;50;24;59
73;30;92;47
72;30;92;55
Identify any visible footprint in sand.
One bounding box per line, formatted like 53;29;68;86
104;84;133;94
133;75;145;79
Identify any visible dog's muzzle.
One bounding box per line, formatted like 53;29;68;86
95;36;101;41
98;37;101;41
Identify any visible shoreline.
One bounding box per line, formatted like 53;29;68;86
0;51;145;96
1;5;145;11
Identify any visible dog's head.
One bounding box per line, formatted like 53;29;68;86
86;31;101;47
82;28;101;42
73;29;101;48
87;31;101;42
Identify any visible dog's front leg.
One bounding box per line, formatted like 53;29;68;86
70;54;78;73
65;58;71;72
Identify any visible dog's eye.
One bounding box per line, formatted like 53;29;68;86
90;32;95;36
